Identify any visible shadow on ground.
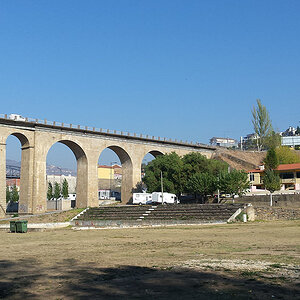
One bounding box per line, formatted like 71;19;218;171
0;259;298;299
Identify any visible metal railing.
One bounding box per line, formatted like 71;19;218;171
0;113;211;148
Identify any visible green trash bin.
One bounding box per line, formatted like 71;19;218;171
10;221;16;233
15;220;28;233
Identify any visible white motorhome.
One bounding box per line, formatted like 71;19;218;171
132;193;152;205
9;114;26;121
151;192;179;204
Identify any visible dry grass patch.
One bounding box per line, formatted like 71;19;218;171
0;220;299;299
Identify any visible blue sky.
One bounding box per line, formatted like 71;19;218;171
2;0;300;169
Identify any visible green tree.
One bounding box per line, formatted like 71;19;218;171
263;170;281;206
11;185;19;202
181;152;228;192
243;138;257;150
182;152;210;175
132;181;147;193
6;186;11;203
47;182;53;200
62;178;69;199
219;170;249;198
53;182;61;199
143;152;184;196
296;126;300;135
275;146;300;164
264;147;279;170
187;172;217;203
264;131;281;149
252;99;272;151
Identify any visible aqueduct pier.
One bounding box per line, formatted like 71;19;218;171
0;115;215;217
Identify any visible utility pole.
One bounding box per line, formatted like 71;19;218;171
161;171;164;205
217;176;220;203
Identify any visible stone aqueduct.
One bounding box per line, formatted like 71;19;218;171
0;115;215;217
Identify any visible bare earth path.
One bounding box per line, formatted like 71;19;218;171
0;220;299;299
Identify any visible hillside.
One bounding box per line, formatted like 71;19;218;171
212;149;266;171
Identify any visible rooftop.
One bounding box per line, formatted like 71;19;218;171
248;163;300;173
276;163;300;171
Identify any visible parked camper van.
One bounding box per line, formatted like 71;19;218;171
132;193;152;205
151;192;179;204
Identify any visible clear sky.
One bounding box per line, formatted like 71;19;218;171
1;0;300;169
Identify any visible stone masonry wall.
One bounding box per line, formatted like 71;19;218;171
235;193;300;208
254;206;300;221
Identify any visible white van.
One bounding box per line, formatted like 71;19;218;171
9;114;26;121
133;193;152;205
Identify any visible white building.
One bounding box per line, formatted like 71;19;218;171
210;137;238;148
282;136;300;147
46;174;77;193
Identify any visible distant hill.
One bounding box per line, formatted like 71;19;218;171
6;159;21;168
6;159;76;176
46;164;76;176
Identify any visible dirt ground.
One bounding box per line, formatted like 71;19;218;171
0;220;299;299
0;209;84;224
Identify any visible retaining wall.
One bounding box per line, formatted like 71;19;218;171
72;219;226;228
47;199;71;211
254;206;300;221
235;193;300;208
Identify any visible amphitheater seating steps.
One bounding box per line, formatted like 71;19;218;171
74;204;243;224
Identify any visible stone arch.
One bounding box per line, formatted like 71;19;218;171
6;132;30;148
140;149;164;166
46;139;88;209
5;132;32;214
119;148;164;195
148;150;164;158
98;145;133;204
106;146;133;166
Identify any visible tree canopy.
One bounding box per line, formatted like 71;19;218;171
143;152;249;201
47;182;53;200
6;186;11;203
187;172;217;200
252;99;272;151
11;185;19;202
6;185;20;203
264;131;281;149
62;178;69;199
275;146;300;164
264;147;279;170
181;152;228;192
143;152;184;196
219;170;249;197
53;182;61;199
263;170;281;194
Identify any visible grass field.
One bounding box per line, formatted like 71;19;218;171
0;220;299;299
